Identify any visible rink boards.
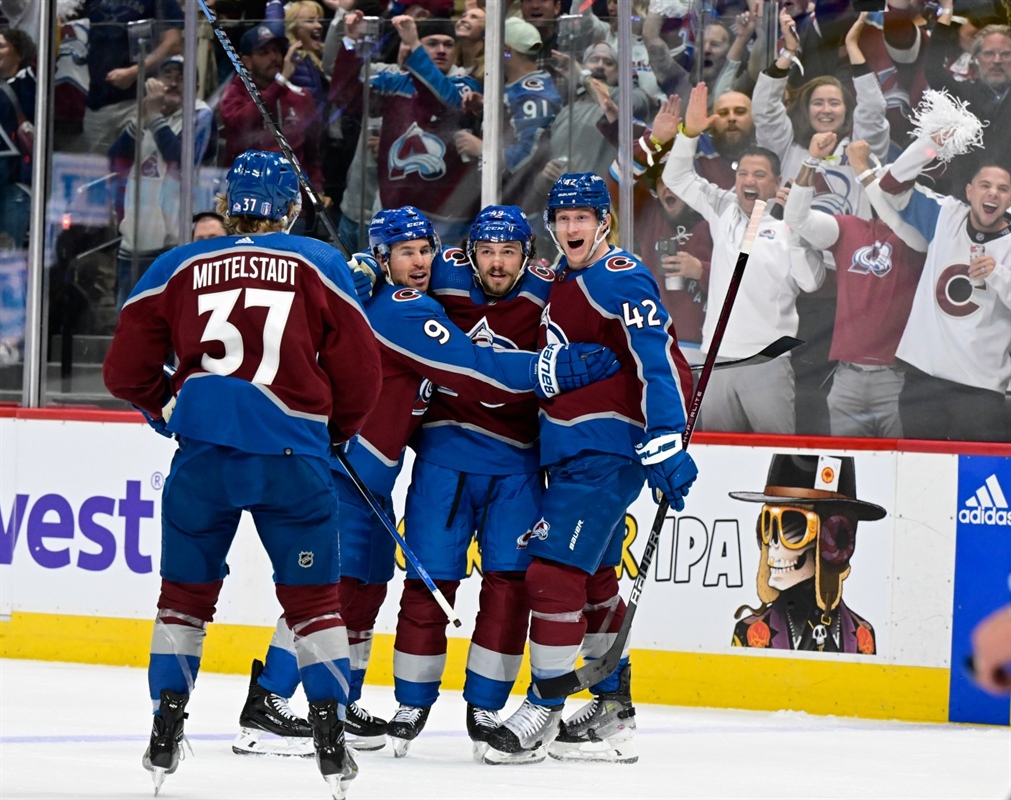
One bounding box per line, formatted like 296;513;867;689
1;410;1009;726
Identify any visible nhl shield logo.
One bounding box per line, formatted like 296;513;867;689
298;551;314;568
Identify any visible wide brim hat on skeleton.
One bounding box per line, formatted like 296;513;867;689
730;454;885;613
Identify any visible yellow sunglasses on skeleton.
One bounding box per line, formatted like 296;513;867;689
758;505;820;551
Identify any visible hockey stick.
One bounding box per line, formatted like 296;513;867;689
690;335;802;373
533;201;770;699
333;451;462;628
195;0;350;256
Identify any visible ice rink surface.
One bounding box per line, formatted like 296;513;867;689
1;659;1009;800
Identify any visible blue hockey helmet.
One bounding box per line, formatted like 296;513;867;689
543;172;612;228
225;150;301;226
368;206;440;265
466;205;535;295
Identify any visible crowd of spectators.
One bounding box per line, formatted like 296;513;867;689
0;0;1008;439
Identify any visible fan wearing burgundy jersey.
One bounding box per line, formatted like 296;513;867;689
103;151;381;799
484;174;699;767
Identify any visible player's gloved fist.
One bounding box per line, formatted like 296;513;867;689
331;435;358;460
635;432;697;510
533;342;620;399
348;253;380;303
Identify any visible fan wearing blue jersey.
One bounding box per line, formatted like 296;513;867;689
484;174;699;766
386;206;556;760
103;151;383;799
236;205;621;759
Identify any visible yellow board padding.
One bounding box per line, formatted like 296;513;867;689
0;611;948;722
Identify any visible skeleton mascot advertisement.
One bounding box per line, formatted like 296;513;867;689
730;454;886;654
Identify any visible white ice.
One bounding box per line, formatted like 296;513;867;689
1;659;1008;800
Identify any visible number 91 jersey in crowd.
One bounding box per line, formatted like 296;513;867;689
103;233;382;461
537;246;695;468
418;246;558;476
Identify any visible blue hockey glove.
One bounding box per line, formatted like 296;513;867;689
635;433;697;510
533;343;621;399
132;363;178;438
348;254;380;303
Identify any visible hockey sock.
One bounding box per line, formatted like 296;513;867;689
258;615;301;698
588;656;630;695
276;583;350;706
464;571;529;710
393;578;459;707
339;578;388;704
526;558;587;707
148;579;221;707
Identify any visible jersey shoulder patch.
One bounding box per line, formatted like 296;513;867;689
604;254;638;272
391;288;423;302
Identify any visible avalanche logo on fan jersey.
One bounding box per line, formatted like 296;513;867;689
522;76;546;91
468;316;519;350
392;288;422;302
849;241;894;277
812;169;857;216
540;304;570;347
758;228;776;240
935;263;982;318
388;122;448;182
605;255;636;272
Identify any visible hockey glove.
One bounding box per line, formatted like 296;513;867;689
132;364;178;438
635;432;697;510
533;343;621;399
348;254;380;303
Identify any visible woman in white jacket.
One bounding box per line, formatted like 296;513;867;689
752;9;890;220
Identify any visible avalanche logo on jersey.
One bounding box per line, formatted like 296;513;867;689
443;247;470;268
849;241;893;277
388;121;447;182
522;76;546;92
812;168;857;216
935;263;982;318
412;378;435;416
540;304;570;347
467;316;519;350
527;262;555;282
605;255;636;272
517;517;550;549
392;288;422;302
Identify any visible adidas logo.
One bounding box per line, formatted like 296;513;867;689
959;473;1010;526
236;237;254;244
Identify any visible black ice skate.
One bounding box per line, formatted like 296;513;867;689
232;659;313;757
142;689;190;796
548;663;638;764
345;701;388;751
308;699;359;800
386;704;431;758
483;699;562;765
466;703;503;763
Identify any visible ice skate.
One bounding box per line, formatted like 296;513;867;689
483;699;562;765
386;704;431;758
142;689;189;796
308;699;358;800
345;701;388;751
232;659;313;757
466;703;503;763
548;664;638;764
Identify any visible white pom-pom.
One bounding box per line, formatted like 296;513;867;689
57;0;85;20
909;89;986;163
650;0;692;18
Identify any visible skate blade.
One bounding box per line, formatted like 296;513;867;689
471;740;490;763
390;736;412;758
548;737;639;764
323;774;349;800
149;767;167;796
232;727;314;758
346;732;387;752
483;745;547;765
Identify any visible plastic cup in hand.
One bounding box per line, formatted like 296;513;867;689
970;243;986;288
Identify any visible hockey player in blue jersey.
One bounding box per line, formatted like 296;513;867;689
484;173;700;765
386;206;560;760
235;205;621;758
103;151;383;799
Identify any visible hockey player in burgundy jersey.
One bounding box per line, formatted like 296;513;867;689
238;205;620;758
875;135;1011;442
387;206;556;760
485;174;699;766
784;134;926;438
103;151;382;799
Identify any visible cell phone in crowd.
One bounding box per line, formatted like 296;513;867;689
655;238;679;255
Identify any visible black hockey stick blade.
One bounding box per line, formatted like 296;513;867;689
690;336;803;373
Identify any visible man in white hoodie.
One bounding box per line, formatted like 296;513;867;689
662;83;824;434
